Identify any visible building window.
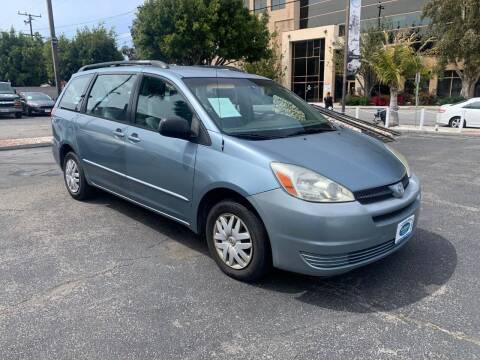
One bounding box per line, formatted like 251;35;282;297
437;71;462;98
291;39;325;102
271;0;285;11
243;0;249;9
254;0;267;13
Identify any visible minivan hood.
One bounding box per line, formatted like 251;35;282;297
230;128;406;192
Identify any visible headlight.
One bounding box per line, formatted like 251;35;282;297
271;162;354;203
385;144;411;177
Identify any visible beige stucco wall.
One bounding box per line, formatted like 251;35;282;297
281;25;338;99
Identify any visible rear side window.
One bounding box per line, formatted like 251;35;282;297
59;75;92;111
466;101;480;109
86;74;136;122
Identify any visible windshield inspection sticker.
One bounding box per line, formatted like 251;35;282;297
208;97;241;118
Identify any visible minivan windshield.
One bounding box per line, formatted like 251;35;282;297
183;77;334;139
0;83;15;94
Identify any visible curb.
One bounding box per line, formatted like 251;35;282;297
397;128;480;138
0;142;52;151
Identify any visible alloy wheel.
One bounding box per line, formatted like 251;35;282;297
451;118;461;128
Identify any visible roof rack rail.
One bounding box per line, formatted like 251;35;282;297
195;65;245;73
78;60;169;72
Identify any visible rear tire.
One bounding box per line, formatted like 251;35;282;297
449;117;465;128
206;200;271;282
63;152;94;200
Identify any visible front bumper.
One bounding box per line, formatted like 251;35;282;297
0;107;22;115
249;174;421;276
29;106;52;114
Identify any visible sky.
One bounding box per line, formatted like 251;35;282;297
0;0;146;47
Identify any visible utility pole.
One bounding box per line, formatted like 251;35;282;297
341;0;351;114
18;12;42;37
377;1;384;29
45;0;62;96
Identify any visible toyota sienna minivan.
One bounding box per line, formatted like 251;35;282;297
52;60;421;281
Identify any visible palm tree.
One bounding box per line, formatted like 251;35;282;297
371;32;424;126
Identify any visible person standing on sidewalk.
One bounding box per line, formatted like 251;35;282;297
324;92;334;110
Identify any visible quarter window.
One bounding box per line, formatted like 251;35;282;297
59;75;92;111
135;76;194;131
466;101;480;109
86;74;136;122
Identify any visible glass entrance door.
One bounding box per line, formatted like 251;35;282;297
291;39;325;102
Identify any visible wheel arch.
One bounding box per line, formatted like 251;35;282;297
59;143;76;170
195;187;267;240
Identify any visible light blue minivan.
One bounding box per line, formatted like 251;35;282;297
52;60;421;281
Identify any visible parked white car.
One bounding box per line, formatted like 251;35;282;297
438;98;480;128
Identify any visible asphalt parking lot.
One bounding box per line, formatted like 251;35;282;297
0;134;479;359
0;115;51;140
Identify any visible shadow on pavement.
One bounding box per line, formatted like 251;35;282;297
257;228;457;312
89;191;456;312
89;191;209;256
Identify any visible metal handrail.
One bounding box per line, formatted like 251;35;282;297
78;60;169;72
311;105;397;143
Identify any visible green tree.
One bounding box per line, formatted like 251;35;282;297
43;35;76;83
423;0;480;98
44;25;123;83
242;36;285;82
370;32;424;126
131;0;271;65
0;29;47;86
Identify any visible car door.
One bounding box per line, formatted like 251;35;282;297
76;73;137;195
464;100;480;127
124;74;198;225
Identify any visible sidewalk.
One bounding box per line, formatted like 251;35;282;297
396;125;480;137
0;136;53;151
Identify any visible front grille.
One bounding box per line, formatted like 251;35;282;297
301;239;396;269
354;174;409;204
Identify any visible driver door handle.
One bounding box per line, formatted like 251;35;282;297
128;133;141;143
113;128;125;138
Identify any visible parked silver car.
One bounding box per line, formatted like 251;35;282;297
52;61;421;281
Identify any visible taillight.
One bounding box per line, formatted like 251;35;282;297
438;108;446;113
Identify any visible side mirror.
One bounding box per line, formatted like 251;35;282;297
159;116;192;140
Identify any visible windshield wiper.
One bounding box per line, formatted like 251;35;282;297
230;133;277;140
285;127;336;137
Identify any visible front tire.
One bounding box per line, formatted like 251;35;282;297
63;152;93;200
206;200;271;282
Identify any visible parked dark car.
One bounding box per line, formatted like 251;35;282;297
0;82;22;118
20;92;55;116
